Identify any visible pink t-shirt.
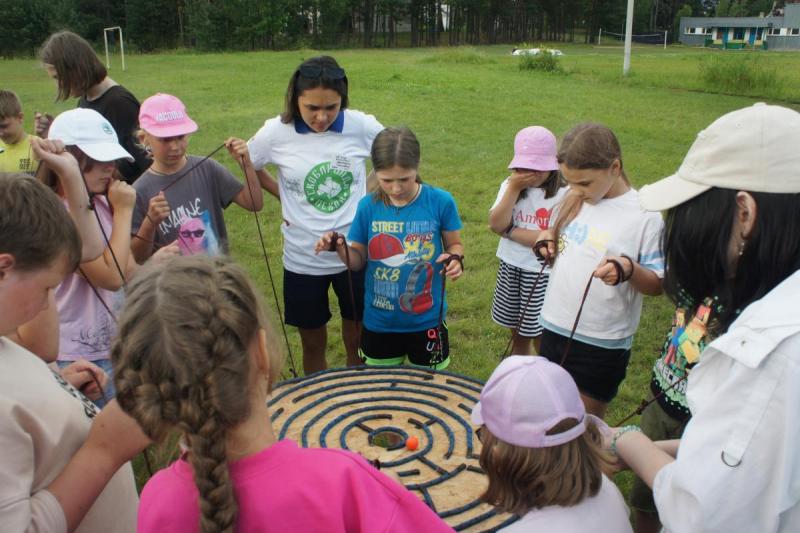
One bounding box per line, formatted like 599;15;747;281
55;196;122;361
138;440;454;532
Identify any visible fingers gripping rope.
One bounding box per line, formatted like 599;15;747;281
328;232;362;360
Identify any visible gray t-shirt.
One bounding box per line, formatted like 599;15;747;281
132;155;243;256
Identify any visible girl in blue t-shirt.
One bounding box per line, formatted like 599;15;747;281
315;127;464;369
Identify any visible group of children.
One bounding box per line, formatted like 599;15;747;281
3;45;799;532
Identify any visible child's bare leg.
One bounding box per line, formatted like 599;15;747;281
532;334;542;355
299;326;327;375
342;319;361;366
510;331;533;356
580;393;608;419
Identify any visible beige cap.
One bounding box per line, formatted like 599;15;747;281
640;103;800;211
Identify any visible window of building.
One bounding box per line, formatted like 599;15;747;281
685;27;694;34
769;27;781;35
734;28;745;40
791;28;800;35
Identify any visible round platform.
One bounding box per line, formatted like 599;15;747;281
269;366;517;532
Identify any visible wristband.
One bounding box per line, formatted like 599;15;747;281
611;425;641;455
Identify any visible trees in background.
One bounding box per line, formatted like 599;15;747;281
1;0;736;57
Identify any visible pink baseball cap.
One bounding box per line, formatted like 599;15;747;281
472;356;603;448
139;93;198;137
507;126;559;171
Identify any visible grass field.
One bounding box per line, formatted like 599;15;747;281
5;42;800;495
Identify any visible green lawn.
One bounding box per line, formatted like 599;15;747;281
5;43;800;494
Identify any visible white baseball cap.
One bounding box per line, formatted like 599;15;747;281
640;103;800;212
48;108;134;163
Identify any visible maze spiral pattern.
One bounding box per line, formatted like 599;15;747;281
269;366;517;532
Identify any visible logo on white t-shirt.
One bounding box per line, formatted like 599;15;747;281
304;161;354;213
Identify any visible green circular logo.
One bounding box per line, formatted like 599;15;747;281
304;162;354;213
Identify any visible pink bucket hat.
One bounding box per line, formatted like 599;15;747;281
139;93;198;137
507;126;559;171
472;356;605;448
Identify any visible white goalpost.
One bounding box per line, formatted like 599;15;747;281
103;26;126;71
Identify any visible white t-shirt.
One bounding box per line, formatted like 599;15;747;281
248;109;384;275
491;180;567;272
540;188;664;344
500;475;632;532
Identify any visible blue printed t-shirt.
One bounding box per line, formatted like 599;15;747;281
348;185;462;333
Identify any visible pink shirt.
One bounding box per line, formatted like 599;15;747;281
55;196;122;361
138;440;454;532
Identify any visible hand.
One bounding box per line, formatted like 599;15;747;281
508;169;541;190
225;137;251;165
150;241;180;264
34;111;54;138
146;191;170;225
83;400;151;466
436;253;463;280
29;137;80;176
593;256;633;286
107;179;136;211
314;231;343;254
533;229;556;263
60;360;109;401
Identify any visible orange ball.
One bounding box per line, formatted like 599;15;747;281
405;436;419;451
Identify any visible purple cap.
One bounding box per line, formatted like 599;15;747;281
139;93;198;137
507;126;559;171
471;356;599;448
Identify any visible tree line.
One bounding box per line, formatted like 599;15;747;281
0;0;784;58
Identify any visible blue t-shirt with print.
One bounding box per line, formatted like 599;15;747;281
349;185;462;333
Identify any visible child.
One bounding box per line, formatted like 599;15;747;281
247;55;384;373
315;126;463;369
0;90;38;174
131;93;262;262
537;123;664;418
43;108;178;407
0;168;146;530
38;30;150;183
488;126;566;355
612;103;800;533
111;255;454;533
472;355;632;532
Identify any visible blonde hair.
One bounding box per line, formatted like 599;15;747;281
552;123;630;256
479;418;612;515
0;90;22;119
371;126;423;205
112;255;282;533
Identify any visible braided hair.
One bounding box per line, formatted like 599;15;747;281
112;255;282;533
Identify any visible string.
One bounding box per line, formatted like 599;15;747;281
501;260;548;358
235;156;298;379
161;143;226;192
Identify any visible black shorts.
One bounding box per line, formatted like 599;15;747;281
359;324;450;370
540;328;631;403
283;268;365;329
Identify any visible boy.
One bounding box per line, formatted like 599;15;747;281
0;90;38;174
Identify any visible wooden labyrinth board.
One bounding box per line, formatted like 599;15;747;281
269;366;517;532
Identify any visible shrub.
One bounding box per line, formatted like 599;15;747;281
420;47;495;65
518;48;563;73
698;53;786;97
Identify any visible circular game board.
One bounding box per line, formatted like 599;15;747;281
268;366;517;532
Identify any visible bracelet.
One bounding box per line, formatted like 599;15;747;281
620;254;635;282
610;425;642;455
445;253;465;272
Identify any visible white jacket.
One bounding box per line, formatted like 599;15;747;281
654;270;800;532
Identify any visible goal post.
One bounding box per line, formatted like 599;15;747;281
103;26;126;71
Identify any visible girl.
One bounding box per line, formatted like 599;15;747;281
472;355;632;532
611;103;800;532
537;123;664;418
247;55;384;374
1;164;147;530
315;126;463;370
42;108;178;407
111;255;453;533
488;126;566;355
131;93;263;262
38;30;150;183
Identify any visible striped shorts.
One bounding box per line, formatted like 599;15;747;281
491;259;549;337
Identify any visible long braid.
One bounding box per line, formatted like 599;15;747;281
112;256;283;533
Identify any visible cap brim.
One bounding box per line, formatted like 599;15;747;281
79;142;135;163
639;173;712;212
142;119;199;138
508;155;559;172
470;401;484;426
